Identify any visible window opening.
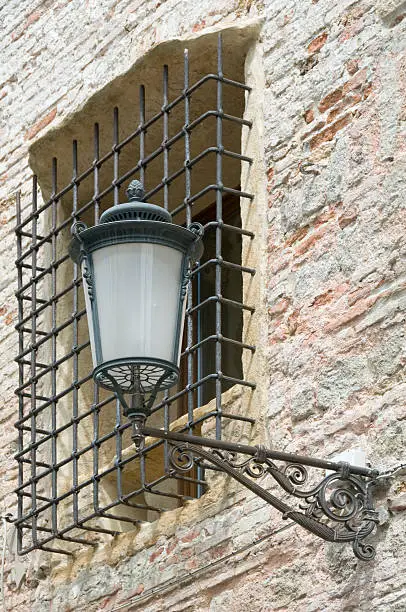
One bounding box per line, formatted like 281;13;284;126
14;34;255;555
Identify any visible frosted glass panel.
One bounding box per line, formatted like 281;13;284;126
92;243;184;365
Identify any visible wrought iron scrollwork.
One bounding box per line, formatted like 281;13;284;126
71;221;94;302
169;443;379;561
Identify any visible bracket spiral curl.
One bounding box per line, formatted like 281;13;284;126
169;443;379;561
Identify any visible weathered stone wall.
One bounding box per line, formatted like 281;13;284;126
1;0;405;610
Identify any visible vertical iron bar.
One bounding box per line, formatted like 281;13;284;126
184;48;194;434
94;123;100;224
163;65;169;211
16;190;24;552
115;396;123;504
92;122;101;515
72;141;79;524
113;109;124;508
113;107;119;205
163;64;170;473
140;449;146;497
215;34;223;440
197;271;202;407
139;86;145;188
51;159;58;535
92;398;100;516
196;268;203;498
30;175;38;545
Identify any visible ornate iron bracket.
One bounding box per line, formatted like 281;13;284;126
142;426;380;561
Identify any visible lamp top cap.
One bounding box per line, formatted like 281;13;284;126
99;180;172;224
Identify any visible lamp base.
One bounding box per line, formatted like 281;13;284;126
93;357;179;394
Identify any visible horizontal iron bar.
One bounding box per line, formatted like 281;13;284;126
20;295;47;305
21;263;46;272
142;428;379;478
21;458;50;469
17;231;45;240
221;412;256;424
190;258;256;277
183;333;255;356
187;295;255;315
171;184;254;217
203;220;255;238
20;393;50;402
36;546;73;556
220;374;256;389
19;425;51;435
17;360;49;368
20;492;52;503
187;110;251;132
19;328;48;336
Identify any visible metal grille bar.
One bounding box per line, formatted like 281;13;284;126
14;34;255;555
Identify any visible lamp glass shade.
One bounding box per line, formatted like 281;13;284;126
88;242;185;368
68;183;203;396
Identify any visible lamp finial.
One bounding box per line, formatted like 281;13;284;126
126;180;145;202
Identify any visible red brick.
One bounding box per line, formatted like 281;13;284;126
338;212;357;228
302;120;326;140
363;83;373;99
11;10;41;41
287;309;300;335
389;494;406;512
149;546;164;563
192;19;206;32
166;538;177;554
304;108;314;123
266;167;274;193
327;92;362;123
268;297;290;317
294;224;329;257
312;289;335;307
326;295;378;331
343;68;368;95
312;283;349;307
309;113;352;149
25;107;57;140
348;285;372;306
116;584;144;604
314;207;336;226
180;528;200;543
308;32;328;54
346;59;359;75
4;311;15;326
318;87;343;113
285;226;309;246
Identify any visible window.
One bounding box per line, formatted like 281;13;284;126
15;31;257;555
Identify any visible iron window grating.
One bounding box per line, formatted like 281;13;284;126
14;35;256;555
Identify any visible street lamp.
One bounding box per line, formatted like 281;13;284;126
69;180;203;446
69;180;382;561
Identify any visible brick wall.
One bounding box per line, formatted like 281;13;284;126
1;0;405;610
